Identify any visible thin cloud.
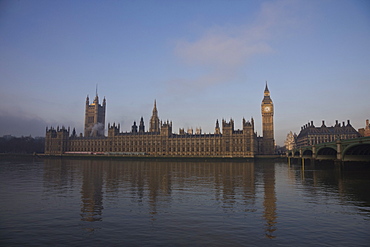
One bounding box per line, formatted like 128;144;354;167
175;28;272;69
170;0;302;91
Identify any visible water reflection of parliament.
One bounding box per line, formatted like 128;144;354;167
44;159;277;239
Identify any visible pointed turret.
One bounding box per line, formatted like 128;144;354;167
92;84;99;105
93;94;99;105
139;117;145;133
215;119;220;134
149;100;160;133
262;82;273;109
153;99;158;115
71;128;76;137
132;121;138;133
264;81;270;96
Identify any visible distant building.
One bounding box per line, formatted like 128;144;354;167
296;120;361;147
284;131;297;151
45;85;275;156
358;119;370;137
84;93;106;137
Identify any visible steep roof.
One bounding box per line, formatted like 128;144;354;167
297;120;360;139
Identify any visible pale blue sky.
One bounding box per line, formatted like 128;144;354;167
0;0;369;145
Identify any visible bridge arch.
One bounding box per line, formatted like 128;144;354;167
316;147;337;160
342;144;370;162
302;149;313;158
294;151;300;157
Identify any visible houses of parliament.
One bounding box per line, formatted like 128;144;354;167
45;85;275;157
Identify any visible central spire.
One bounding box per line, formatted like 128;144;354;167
93;84;99;104
153;99;157;114
264;81;270;96
149;100;160;132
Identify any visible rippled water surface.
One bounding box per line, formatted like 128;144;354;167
1;158;369;246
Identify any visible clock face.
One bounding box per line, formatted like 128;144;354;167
264;106;270;112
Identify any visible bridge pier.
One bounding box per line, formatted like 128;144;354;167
336;140;342;161
312;146;316;159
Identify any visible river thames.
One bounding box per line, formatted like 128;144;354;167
1;157;369;246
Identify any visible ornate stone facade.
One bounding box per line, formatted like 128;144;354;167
149;100;160;133
45;86;275;157
284;131;297;151
296;120;361;147
358;119;370;137
84;94;106;137
261;83;275;154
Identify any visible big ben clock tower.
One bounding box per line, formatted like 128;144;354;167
261;82;275;154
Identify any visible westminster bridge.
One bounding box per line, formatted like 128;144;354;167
287;136;370;162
